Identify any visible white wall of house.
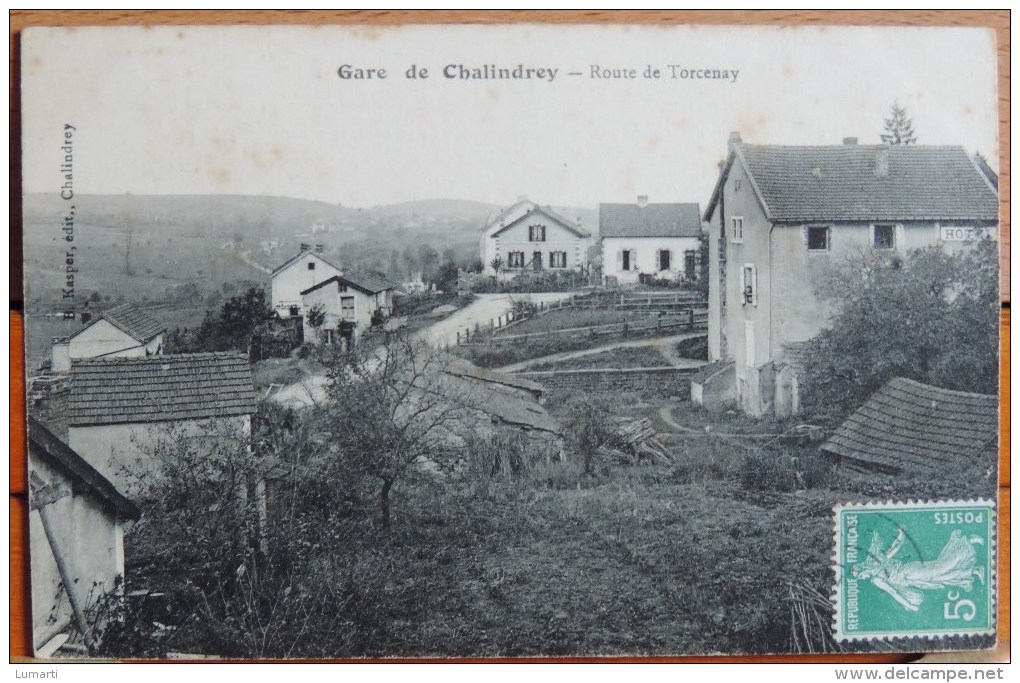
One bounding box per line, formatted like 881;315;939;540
301;283;392;346
68;415;252;497
271;253;342;318
601;236;701;284
482;214;589;277
29;456;126;650
51;320;163;373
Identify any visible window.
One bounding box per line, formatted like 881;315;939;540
658;249;671;271
532;251;543;269
619;249;636;272
807;226;830;252
340;296;355;320
550;251;567;268
507;251;525;268
289;305;300;317
742;264;757;306
731;217;744;243
873;224;896;250
529;224;547;242
734;179;742;191
684;251;697;280
307;262;316;270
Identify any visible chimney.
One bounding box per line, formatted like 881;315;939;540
637;195;649;208
727;131;742;153
843;137;858;145
299;243;310;253
315;244;324;254
80;312;92;326
875;148;890;178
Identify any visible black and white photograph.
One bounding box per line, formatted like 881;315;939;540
18;22;1002;660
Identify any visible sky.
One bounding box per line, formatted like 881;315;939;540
21;24;999;210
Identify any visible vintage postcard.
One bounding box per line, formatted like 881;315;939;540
19;23;1001;659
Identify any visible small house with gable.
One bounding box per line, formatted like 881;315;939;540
479;198;591;278
66;352;259;495
50;303;166;374
600;198;704;285
703;133;999;416
300;271;396;346
28;416;140;655
270;244;343;319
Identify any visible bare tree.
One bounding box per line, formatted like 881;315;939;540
321;333;469;528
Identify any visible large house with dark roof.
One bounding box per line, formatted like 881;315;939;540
66;352;259;494
50;303;165;373
600;198;704;285
821;377;997;475
300;271;396;346
479;198;591;278
270;244;344;319
703;133;999;416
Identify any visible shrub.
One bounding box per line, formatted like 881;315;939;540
739;450;798;492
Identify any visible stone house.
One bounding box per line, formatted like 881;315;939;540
600;198;704;285
28;416;139;654
703;133;999;416
270;244;343;319
300;271;396;347
479;198;591;278
50;303;165;373
66;352;259;495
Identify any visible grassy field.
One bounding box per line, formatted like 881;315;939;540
496;307;658;337
294;395;996;657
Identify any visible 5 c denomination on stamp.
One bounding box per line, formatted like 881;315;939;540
833;500;995;642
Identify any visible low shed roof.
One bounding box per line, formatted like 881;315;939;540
821;377;997;474
69;352;259;427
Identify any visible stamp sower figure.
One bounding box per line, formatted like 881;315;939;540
853;528;986;612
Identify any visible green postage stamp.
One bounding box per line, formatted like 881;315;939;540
833;500;996;642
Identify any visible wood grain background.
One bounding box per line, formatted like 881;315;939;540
8;10;1010;664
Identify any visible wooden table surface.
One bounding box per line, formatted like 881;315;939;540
8;9;1010;664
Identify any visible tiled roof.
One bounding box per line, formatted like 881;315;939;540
28;416;139;520
301;271;395;296
68;352;258;426
599;203;703;239
821;377;997;474
271;250;344;277
72;303;165;344
485;199;590;239
736;144;999;223
443;373;560;434
340;270;396;294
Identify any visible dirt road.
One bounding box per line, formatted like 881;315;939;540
415;292;575;349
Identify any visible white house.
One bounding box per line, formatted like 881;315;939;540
270;245;343;319
66;352;259;496
50;303;165;374
300;271;396;347
28;416;139;655
479;198;591;278
600;197;704;285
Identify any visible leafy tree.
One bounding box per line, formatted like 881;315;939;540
195;285;275;352
801;240;998;419
432;261;460;293
489;256;504;276
306;303;327;342
881;100;917;145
